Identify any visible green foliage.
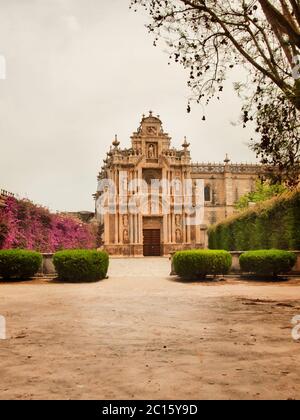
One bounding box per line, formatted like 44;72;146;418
0;196;96;252
239;250;296;277
53;250;109;282
0;249;42;280
209;188;300;251
235;181;286;210
0;222;8;248
131;1;300;186
173;250;232;280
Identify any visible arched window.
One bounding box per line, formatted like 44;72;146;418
204;185;211;202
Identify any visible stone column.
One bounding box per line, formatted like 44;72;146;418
171;212;175;243
134;214;138;244
114;170;119;245
138;213;143;244
129;214;133;244
104;212;110;245
196;224;201;244
187;222;191;245
224;164;234;217
163;214;168;244
182;170;187;243
167;170;171;244
132;214;135;244
138;168;143;245
118;214;121;246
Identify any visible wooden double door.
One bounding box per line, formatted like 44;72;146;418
143;229;161;256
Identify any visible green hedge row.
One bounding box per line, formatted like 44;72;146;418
53;250;109;282
240;250;296;277
0;249;109;282
173;249;296;280
0;250;42;280
173;250;232;279
208;188;300;251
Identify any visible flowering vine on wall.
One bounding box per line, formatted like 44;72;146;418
0;197;96;252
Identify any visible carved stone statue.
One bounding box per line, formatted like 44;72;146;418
176;229;182;243
123;214;128;227
123;229;129;243
147;126;157;135
175;215;181;227
148;144;155;159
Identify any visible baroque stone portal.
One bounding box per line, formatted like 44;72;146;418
95;112;262;257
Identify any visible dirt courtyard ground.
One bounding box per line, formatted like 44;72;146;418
1;257;300;400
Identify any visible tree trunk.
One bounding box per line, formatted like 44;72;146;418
259;0;300;49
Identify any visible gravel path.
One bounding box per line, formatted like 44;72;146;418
1;257;300;400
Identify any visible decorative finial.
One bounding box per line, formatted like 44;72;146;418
107;145;114;157
149;110;153;117
182;136;190;149
224;153;230;164
112;134;120;148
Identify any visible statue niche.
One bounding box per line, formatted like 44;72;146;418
123;229;129;244
175;215;182;227
147;143;157;159
176;229;182;243
123;214;129;228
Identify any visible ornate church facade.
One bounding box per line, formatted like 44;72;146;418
95;112;261;257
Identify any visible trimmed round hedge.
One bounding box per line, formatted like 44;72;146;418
173;250;232;279
239;250;296;277
53;250;109;282
0;250;42;280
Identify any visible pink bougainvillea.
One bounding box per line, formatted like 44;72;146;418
0;197;96;252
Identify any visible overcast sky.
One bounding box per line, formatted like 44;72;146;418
0;0;257;212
